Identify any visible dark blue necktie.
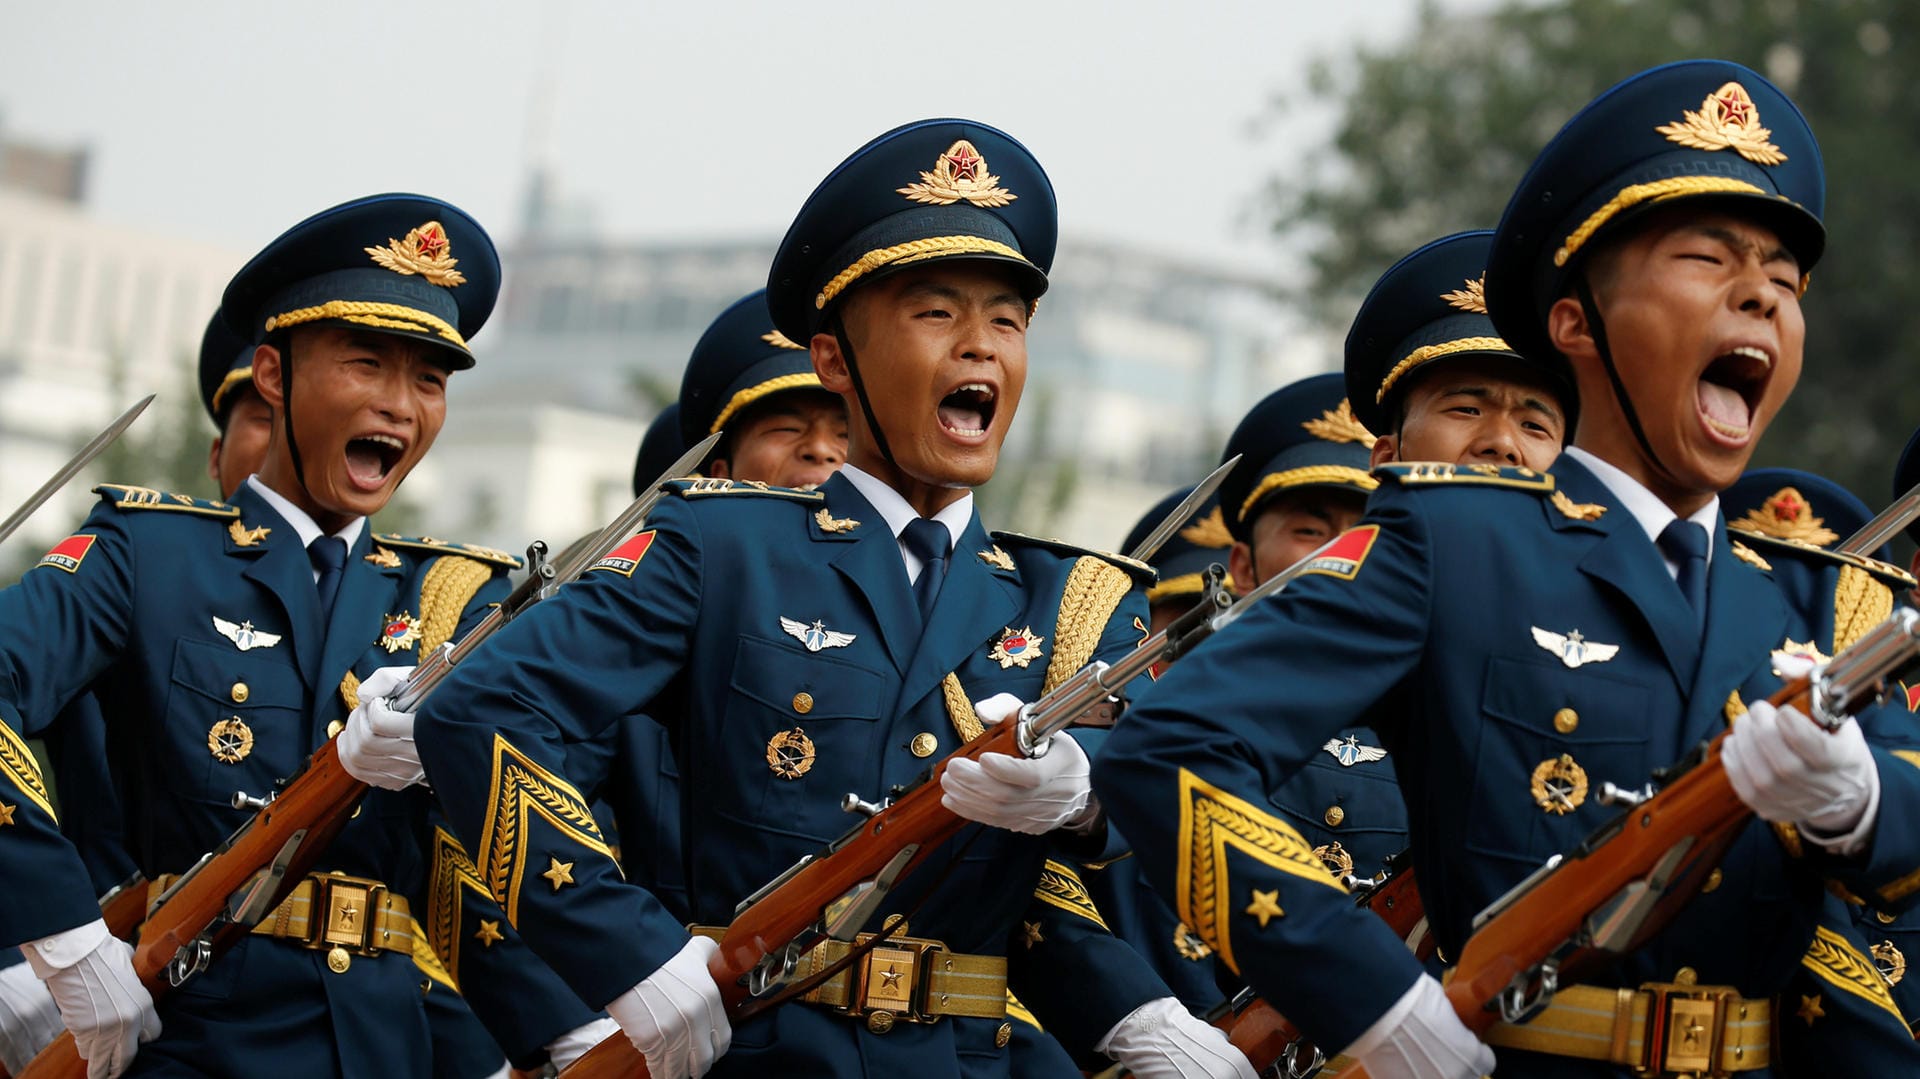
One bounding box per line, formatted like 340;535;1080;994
1657;519;1709;631
308;536;348;621
901;518;950;623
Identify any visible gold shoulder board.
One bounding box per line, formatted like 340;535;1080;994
990;531;1155;585
92;484;240;519
665;478;826;503
1371;462;1556;494
371;533;523;570
1728;528;1917;591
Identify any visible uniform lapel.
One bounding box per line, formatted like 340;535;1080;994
1684;516;1787;738
896;514;1020;714
1552;457;1700;691
822;476;918;676
231;485;324;691
313;528;405;729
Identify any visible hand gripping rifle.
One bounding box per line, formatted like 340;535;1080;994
18;434;721;1079
1315;605;1920;1079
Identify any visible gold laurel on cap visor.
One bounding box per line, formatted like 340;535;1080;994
1551;176;1772;268
814;236;1035;310
1236;467;1378;524
1146;570;1237;605
264;300;469;349
1375;336;1516;404
709;372;828;434
210;368;256;415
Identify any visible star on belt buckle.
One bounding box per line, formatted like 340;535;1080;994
1637;980;1734;1076
314;875;385;957
852;939;938;1026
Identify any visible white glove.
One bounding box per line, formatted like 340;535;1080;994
546;1014;621;1071
338;665;425;790
1344;974;1492;1079
939;693;1095;834
21;920;160;1079
604;936;730;1078
0;957;64;1073
1724;699;1879;845
1097;995;1256;1079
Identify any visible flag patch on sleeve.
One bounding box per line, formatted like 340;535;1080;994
37;534;96;574
1299;525;1378;581
589;531;657;578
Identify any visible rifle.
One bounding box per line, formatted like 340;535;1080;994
18;434;721;1079
1314;605;1920;1079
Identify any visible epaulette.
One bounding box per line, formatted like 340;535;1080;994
991;530;1156;585
664;477;825;503
93;484;239;519
1371;462;1556;493
371;533;523;570
1727;526;1916;590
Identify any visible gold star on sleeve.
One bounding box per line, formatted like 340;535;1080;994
1797;993;1825;1025
474;919;503;947
0;801;14;826
541;857;576;891
1245;888;1283;928
1021;920;1044;949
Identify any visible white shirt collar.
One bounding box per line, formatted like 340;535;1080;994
839;464;975;586
245;475;366;580
1563;447;1718;577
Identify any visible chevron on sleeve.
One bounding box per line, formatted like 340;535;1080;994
477;734;613;924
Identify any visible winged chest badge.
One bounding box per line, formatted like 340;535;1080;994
780;617;857;653
1321;734;1387;767
1532;626;1618;669
213;616;281;652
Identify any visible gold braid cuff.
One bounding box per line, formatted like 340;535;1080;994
427;826;491;988
1833;565;1893;656
1801;924;1906;1026
1006;991;1043;1030
1045;557;1134;695
410;916;460;993
1554;177;1768;268
1238;467;1378;523
1034;860;1109;929
0;722;54;821
709;372;825;434
1375;336;1514;404
815;236;1030;310
478;734;613;924
265;300;467;347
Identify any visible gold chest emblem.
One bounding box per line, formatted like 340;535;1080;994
1530;753;1589;815
767;727;817;780
227;520;272;547
379;612;423;653
989;626;1046;669
208;716;255;764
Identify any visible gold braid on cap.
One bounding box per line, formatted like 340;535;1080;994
815;236;1030;310
266;300;467;347
709;373;825;434
1554;177;1768;268
1376;337;1513;404
1237;468;1378;523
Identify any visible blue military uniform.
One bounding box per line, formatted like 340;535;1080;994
1095;60;1920;1078
415;120;1167;1077
1216;373;1408;884
1720;469;1920;1070
0;195;598;1076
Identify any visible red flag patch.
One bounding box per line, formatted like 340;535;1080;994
1299;525;1379;582
1903;680;1920;714
590;530;657;578
37;534;96;574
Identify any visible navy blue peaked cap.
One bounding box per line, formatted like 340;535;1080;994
632;404;689;499
1346;230;1560;435
1487;60;1824;363
1726;467;1887;562
1121;486;1236;604
198;309;256;426
767;119;1056;344
678;289;827;448
1216;373;1377;545
222;193;501;370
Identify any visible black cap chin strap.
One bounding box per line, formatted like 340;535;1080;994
1574;274;1679;487
831;311;898;471
277;337;317;502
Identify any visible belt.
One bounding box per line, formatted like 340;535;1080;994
1484;981;1770;1076
691;925;1007;1033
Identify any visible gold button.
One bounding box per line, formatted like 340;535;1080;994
792;692;814;714
1324;805;1345;827
327;719;344;739
1674;967;1697;986
910;732;937;758
867;1010;895;1034
327;946;351;974
995;1021;1013;1048
1879;910;1897;925
1553;707;1578;734
230;681;250;704
1702;868;1723;893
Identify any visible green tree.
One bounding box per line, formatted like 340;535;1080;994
1267;0;1920;522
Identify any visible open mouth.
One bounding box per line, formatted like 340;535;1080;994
937;382;997;439
1695;345;1772;446
344;433;407;491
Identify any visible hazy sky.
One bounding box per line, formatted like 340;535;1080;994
0;1;1491;274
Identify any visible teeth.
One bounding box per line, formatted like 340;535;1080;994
954;382;995;400
1727;346;1771;366
359;434;404;450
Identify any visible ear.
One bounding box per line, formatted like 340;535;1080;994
706;458;733;480
812;333;852;394
251;343;285;409
1228;541;1256;593
1369;433;1399;468
206;436;223;484
1547;295;1598;363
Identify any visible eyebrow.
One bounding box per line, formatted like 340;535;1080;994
1689;225;1795;267
899;281;1026;312
1436;383;1563;423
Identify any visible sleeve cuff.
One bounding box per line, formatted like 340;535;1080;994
1802;756;1882;857
23;917;108;975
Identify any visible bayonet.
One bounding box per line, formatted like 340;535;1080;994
0;394;154;546
1124;454;1242;563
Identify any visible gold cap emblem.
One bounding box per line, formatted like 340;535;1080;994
1439;275;1488;315
897;140;1017;208
1301;399;1375;446
1731;486;1839;546
1177;507;1233;549
1655;81;1787;166
365;221;467;288
761;328;805;351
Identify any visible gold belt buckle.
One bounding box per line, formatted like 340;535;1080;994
849;937;941;1028
315;875;386;956
1638;981;1734;1077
